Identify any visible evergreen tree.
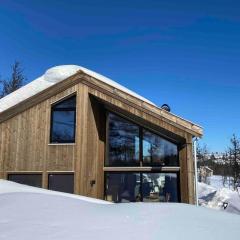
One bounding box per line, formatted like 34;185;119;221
226;134;240;190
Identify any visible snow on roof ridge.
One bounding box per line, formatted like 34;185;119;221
0;65;155;113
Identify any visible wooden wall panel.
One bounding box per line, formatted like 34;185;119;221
179;146;189;203
185;135;195;204
86;97;105;199
74;85;105;199
74;84;89;194
0;85;77;175
179;134;195;204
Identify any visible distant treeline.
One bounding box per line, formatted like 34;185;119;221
197;135;240;190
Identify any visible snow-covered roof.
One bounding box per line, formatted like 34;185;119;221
0;65;155;113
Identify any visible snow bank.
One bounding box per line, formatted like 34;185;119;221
0;65;155;113
198;181;217;198
198;182;240;215
0;180;240;240
0;179;111;204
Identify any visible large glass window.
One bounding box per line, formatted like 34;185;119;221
48;173;74;194
105;173;141;202
106;113;179;167
143;130;178;166
50;95;76;143
8;174;42;188
105;172;179;203
107;113;140;166
105;113;180;203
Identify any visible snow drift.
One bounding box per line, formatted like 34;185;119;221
0;179;110;204
0;180;240;240
198;182;240;215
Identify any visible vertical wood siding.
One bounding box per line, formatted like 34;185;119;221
0;82;195;203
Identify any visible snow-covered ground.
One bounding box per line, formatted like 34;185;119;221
209;175;226;189
208;175;234;190
0;180;240;240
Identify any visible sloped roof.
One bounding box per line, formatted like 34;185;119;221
0;65;155;113
0;65;203;136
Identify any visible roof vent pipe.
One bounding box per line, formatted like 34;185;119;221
161;104;171;112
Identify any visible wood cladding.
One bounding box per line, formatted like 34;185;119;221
0;75;202;203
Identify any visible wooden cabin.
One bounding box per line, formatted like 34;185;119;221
0;65;203;204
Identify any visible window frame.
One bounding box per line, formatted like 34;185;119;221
104;111;181;203
104;171;181;203
142;128;180;167
105;111;180;168
106;112;141;167
50;94;77;144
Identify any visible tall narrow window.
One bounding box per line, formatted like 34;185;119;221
106;113;140;166
50;95;76;143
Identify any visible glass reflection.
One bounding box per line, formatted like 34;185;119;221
143;130;178;166
142;173;178;202
54;96;76;109
105;173;141;202
107;113;140;166
50;95;76;143
105;172;179;203
52;111;75;142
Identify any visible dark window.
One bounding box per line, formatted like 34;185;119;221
105;172;179;203
142;173;179;202
105;173;141;202
107;113;140;166
143;129;178;166
50;95;76;143
48;174;74;194
8;174;42;188
106;113;179;167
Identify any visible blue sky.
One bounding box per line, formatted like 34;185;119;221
0;0;240;153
